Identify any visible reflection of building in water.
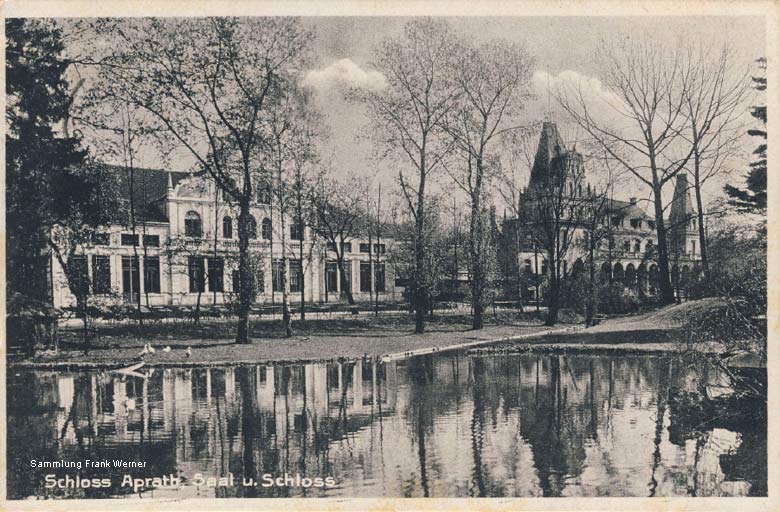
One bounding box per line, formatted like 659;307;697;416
9;354;762;499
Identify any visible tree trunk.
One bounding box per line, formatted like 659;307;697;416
412;148;427;334
585;239;596;327
236;200;252;344
335;255;356;306
469;186;485;330
545;248;560;326
650;176;675;305
693;156;709;279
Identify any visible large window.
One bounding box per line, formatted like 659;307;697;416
208;257;224;292
326;261;338;293
340;261;352;293
261;218;272;240
289;260;302;293
121;234;139;246
92;255;111;294
143;234;160;247
374;243;386;255
144;256;161;294
375;262;386;292
188;256;205;293
92;233;110;246
121;256;140;301
341;242;352;253
272;259;284;292
248;216;258;239
359;243;371;254
184;211;202;238
70;255;89;296
360;261;372;292
290;222;303;241
223;216;233;239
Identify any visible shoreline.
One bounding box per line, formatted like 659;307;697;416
7;322;709;371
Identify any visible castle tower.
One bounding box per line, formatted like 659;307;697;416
668;172;695;258
529;121;565;189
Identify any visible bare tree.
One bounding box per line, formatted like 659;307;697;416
351;18;460;333
681;44;750;277
311;175;367;307
556;36;698;305
81;18;314;343
442;39;534;329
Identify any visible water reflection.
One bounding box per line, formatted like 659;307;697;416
7;353;765;499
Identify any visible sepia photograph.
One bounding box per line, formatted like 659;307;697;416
2;1;776;509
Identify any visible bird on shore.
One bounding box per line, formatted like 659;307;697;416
185;347;192;358
139;342;156;356
163;346;171;353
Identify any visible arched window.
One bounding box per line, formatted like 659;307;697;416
184;211;202;238
248;216;258;239
613;262;624;281
222;216;233;239
625;263;636;286
261;218;272;240
634;240;641;253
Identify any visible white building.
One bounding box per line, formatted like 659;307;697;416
51;167;400;309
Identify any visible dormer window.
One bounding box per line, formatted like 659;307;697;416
256;182;272;204
630;218;641;229
184;211;202;238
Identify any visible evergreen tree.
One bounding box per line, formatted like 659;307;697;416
5;19;106;301
725;57;767;211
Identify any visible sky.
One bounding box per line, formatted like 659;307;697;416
63;15;766;217
297;16;766;215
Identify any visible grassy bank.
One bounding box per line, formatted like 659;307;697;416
11;312;558;368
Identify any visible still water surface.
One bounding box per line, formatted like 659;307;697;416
7;352;766;499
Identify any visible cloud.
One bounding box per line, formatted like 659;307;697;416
303;58;387;92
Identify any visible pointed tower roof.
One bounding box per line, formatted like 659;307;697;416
529;122;565;186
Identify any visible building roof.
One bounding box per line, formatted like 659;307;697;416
100;164;191;224
607;198;653;221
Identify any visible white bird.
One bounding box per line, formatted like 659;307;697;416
162;346;171;353
185;347;192;358
145;343;156;354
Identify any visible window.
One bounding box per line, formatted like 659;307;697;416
341;242;352;253
326;241;337;252
648;220;656;230
630;219;641;229
122;256;140;300
256;181;272;204
691;240;696;255
623;240;631;252
634;240;641;253
188;256;205;293
261;218;272;240
121;234;139;246
144;256;161;294
289;260;302;293
541;261;548;275
290;223;303;241
70;256;89;296
143;234;160;247
374;243;386;255
184;211;202;238
375;262;386;292
92;233;110;246
360;261;372;292
232;270;240;293
223;217;233;239
524;259;532;273
92;255;111;294
359;243;371;253
208;257;224;292
340;261;352;292
326;261;338;293
612;216;622;227
248;216;258;239
272;259;284;292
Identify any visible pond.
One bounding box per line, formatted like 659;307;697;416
6;352;766;499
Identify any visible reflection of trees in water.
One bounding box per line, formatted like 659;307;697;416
7;354;767;499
